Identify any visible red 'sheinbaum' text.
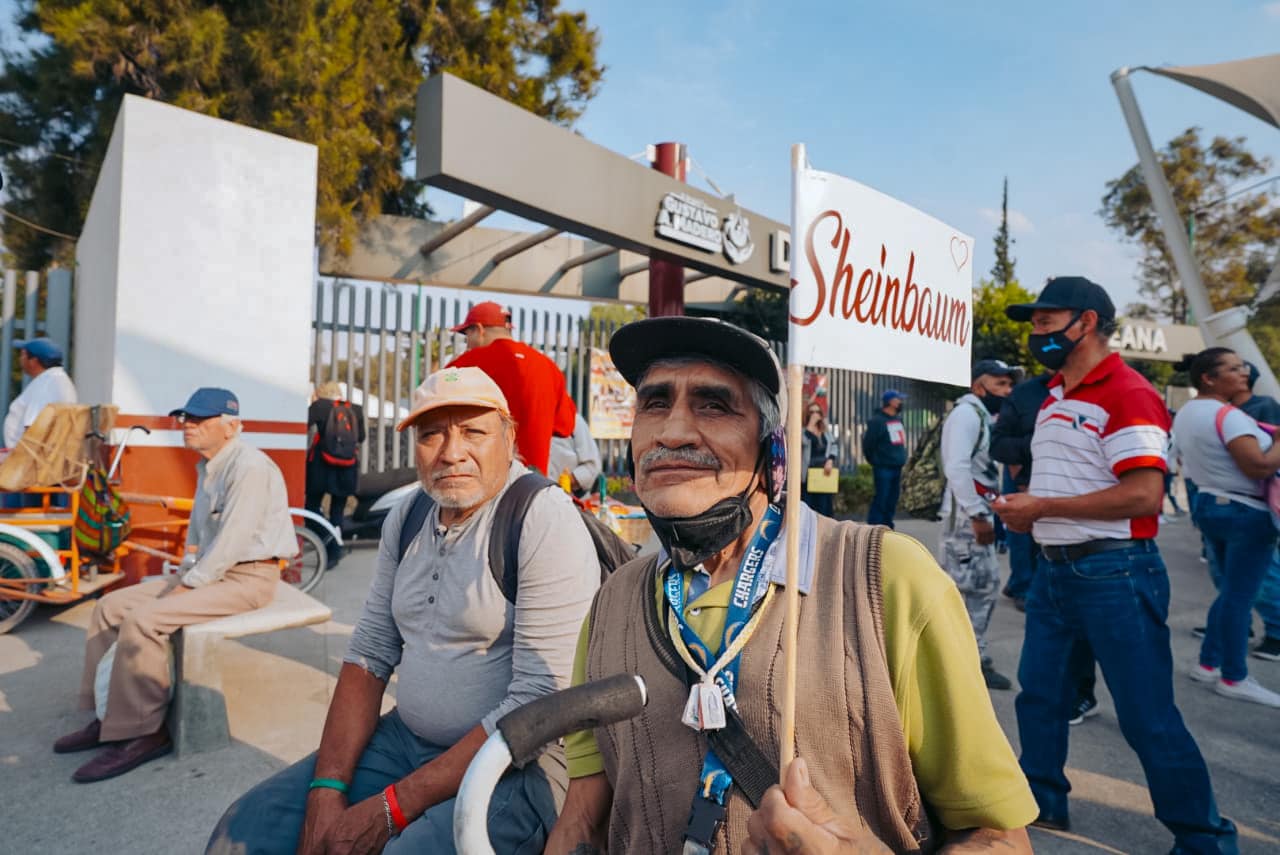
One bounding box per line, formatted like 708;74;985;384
791;209;968;347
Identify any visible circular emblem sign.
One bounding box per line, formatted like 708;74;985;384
722;211;754;265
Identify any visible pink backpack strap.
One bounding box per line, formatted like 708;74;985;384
1214;404;1235;445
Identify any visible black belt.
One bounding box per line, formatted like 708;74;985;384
1040;538;1152;563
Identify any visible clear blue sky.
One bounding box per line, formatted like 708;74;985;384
433;0;1280;313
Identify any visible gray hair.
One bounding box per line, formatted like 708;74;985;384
220;414;243;435
637;356;781;440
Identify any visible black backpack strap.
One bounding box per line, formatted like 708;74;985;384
707;713;781;808
488;472;557;603
397;490;434;563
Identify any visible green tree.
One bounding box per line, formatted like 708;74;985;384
991;177;1016;287
722;287;789;343
588;303;646;327
1100;127;1280;331
0;0;604;268
972;278;1036;369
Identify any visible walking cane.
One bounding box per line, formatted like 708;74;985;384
454;674;648;855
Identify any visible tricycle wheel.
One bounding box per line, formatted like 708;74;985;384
283;526;327;594
0;542;39;634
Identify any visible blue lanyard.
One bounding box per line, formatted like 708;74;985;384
664;504;783;806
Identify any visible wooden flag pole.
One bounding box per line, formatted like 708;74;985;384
779;143;807;771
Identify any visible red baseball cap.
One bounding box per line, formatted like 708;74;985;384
450;301;510;333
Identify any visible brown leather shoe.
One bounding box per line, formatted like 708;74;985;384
53;719;104;754
72;727;172;783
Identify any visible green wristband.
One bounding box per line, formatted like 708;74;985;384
309;777;349;794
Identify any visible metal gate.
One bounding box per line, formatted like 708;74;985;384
0;268;74;417
310;280;951;478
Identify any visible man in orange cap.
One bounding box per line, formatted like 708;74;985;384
446;300;577;475
208;367;598;854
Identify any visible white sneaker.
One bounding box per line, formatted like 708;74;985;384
1214;676;1280;708
1189;664;1221;683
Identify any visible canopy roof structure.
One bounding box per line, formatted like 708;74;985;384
1146;53;1280;130
1111;54;1280;398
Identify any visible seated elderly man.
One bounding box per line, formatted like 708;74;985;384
54;387;297;782
545;318;1037;855
208;367;598;854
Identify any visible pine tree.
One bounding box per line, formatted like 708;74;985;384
0;0;604;268
990;177;1017;287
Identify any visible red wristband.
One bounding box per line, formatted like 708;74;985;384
383;784;409;832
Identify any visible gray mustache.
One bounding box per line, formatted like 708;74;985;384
431;465;479;481
638;446;721;472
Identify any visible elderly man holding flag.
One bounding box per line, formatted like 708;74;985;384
543;316;1034;854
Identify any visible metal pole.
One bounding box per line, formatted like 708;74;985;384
1111;67;1280;398
649;142;688;317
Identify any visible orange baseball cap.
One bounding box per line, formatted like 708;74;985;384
396;367;512;431
450;301;510;333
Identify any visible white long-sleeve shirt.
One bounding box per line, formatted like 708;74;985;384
3;366;77;449
182;438;299;587
548;414;602;492
940;393;998;519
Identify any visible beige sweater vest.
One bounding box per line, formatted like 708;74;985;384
586;516;935;854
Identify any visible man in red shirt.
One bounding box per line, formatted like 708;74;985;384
446;301;576;475
996;277;1235;853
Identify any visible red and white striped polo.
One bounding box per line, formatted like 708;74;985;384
1029;353;1170;545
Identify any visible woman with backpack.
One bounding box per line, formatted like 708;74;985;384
306;381;366;547
1174;347;1280;708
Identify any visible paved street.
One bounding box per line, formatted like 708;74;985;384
1;513;1278;853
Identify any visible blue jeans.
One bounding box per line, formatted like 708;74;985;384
866;465;901;528
206;709;558;854
1192;494;1279;680
1257;548;1280;639
1204;537;1280;641
1004;530;1036;598
1016;542;1236;853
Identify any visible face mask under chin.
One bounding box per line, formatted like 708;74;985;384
644;488;756;571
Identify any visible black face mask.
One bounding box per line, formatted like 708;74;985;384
644;488;756;571
980;392;1006;416
1028;312;1083;371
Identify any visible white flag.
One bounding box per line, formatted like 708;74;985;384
788;160;972;386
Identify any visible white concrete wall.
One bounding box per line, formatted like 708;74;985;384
74;107;126;404
76;95;318;426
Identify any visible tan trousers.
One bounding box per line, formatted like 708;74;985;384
77;562;279;741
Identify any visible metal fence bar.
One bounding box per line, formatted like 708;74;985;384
21;271;38;391
1;270;17;415
45;269;72;364
308;280;951;479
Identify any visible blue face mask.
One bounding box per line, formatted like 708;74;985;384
1028;312;1083;371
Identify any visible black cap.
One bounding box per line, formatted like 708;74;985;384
609;317;784;400
1005;276;1115;323
972;358;1015;381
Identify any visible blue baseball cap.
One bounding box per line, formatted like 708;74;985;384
14;337;64;363
170;387;240;418
882;389;905;405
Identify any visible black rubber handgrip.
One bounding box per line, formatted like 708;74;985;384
497;674;647;769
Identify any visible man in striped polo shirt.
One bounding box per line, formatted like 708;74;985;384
995;277;1236;854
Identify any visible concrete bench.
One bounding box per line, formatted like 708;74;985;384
169;582;332;756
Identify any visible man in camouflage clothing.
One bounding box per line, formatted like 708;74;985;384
940;359;1016;690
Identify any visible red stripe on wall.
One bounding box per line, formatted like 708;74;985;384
113;444;305;584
